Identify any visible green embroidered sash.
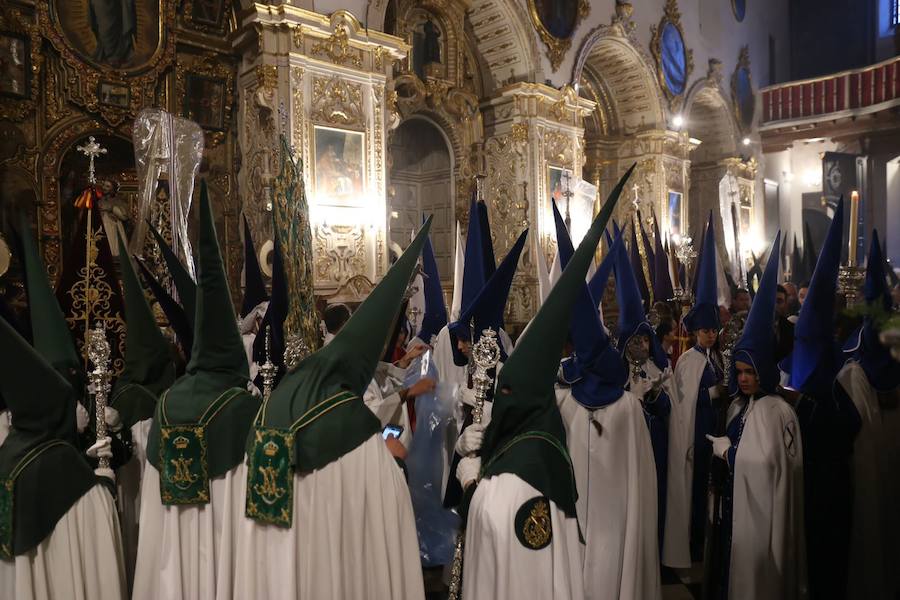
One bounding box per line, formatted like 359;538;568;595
246;390;359;527
0;440;69;559
158;388;244;506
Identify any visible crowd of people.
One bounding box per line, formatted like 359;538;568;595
0;170;898;600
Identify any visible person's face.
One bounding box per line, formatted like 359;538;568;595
733;292;750;313
696;328;718;349
775;292;788;317
457;338;472;358
735;360;760;396
798;287;809;305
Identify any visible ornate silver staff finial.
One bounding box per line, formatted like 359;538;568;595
87;324;112;471
474;173;486;203
259;325;277;401
77;136;107;186
470;328;501;425
561;170;574;231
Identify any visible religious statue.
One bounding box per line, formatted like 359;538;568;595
89;0;137;66
97;179;131;256
422;19;441;65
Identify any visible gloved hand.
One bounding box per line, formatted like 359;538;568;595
454;423;485;456
456;456;481;490
87;436;113;460
104;406;123;433
458;386;477;408
629;375;653;399
706;434;732;461
76;402;89;433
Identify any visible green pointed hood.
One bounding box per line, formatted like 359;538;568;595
0;317;95;557
110;230;176;427
148;220;196;327
18;216;83;392
477;164;635;519
146;181;259;479
255;216;433;472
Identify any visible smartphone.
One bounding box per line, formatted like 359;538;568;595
382;424;404;440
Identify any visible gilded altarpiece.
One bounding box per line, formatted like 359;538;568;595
237;7;406;304
0;0;240;305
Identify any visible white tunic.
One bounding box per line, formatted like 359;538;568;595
727;394;806;600
838;361;900;600
557;388;661;600
663;347;708;568
363;362;413;447
116;418;153;590
0;484;127;600
231;434;425;599
132;460;248;600
462;472;585;600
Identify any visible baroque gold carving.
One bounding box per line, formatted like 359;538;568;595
257;65;279;91
310;23;363;68
310;76;363;127
527;0;590;71
0;5;42;122
314;224;366;284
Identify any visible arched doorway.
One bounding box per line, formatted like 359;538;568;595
388;117;454;281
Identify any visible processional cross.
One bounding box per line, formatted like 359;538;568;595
77;136;107;185
561;169;574;230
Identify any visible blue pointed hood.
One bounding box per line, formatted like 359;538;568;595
417;220;448;344
846;230;899;391
636;210;656;284
684;212;720;331
461;191;488;313
731;232;782;395
653;217;674;301
629;222;651;308
477;200;497;279
588;231;624;307
448;229;527;364
787;197;844;392
615;237;668;370
552;201;626;407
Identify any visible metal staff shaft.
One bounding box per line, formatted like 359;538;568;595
87;324;112;470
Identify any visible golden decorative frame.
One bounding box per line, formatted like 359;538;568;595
527;0;590;72
182;0;229;35
0;5;42;122
649;0;694;109
175;52;236;147
730;46;755;133
36;0;177;128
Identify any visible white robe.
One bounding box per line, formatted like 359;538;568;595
663;346;708;568
231;434;425;599
0;409;9;446
132;460;248;600
363;362;413;448
462;472;585;600
556;388;661;600
838;361;900;600
727;394;806;600
0;484;127;600
116;418;152;590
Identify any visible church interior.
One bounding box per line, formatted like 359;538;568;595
1;1;899;599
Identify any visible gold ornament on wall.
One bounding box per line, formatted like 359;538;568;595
176;53;236;147
650;0;694;110
527;0;590;71
310;23;363;69
0;4;42;122
310;76;363;128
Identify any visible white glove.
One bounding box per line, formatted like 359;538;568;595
456;456;481;489
706;435;732;461
454;423;485;456
87;436;113;459
458;386;477;408
628;375;653;399
104;406;123;433
76;402;89;433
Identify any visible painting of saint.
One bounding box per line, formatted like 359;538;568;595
183;74;226;130
532;0;578;40
51;0;160;70
314;127;364;205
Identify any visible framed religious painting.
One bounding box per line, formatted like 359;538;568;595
182;74;227;130
98;80;130;108
313;126;365;206
547;165;572;207
667;191;683;236
0;31;29;99
527;0;589;71
731;46;755;132
188;0;226;30
651;0;693;107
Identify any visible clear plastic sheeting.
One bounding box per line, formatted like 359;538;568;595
405;350;460;567
131;109;204;278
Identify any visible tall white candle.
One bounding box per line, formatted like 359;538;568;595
849;191;859;265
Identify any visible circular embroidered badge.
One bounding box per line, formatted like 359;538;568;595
515;496;553;550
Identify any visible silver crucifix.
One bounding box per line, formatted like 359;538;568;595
76;136;107;185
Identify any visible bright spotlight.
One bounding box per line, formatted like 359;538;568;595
742;137;751;146
673;114;684;128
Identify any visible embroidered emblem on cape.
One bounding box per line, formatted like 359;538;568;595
245;427;295;527
0;478;13;559
515;496;552;550
159;425;210;505
783;420;797;458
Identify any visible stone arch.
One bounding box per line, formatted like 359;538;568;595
684;79;739;165
466;0;541;93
